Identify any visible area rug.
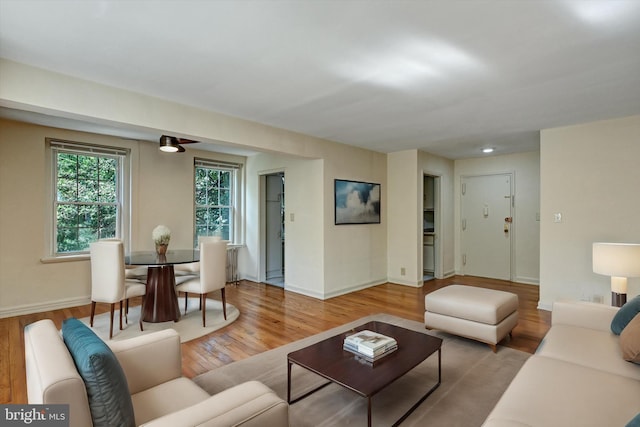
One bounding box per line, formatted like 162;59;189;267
79;297;239;342
194;313;529;427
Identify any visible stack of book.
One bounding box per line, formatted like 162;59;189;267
343;330;398;364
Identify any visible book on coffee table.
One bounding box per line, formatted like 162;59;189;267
343;330;397;357
343;343;398;365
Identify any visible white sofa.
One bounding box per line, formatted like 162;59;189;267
25;319;288;427
483;301;640;427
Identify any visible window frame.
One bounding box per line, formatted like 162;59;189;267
47;139;130;258
193;158;241;246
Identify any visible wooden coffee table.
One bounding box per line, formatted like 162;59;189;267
287;321;442;427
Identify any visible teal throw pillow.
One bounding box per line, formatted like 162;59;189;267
611;295;640;335
62;318;135;427
626;412;640;427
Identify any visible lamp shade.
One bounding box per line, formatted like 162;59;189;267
593;242;640;278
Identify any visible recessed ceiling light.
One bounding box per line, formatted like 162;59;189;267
482;148;494;154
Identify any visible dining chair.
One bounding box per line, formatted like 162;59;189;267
89;239;146;338
173;235;221;279
175;239;228;326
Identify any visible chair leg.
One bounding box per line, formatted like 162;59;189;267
119;301;125;331
139;296;144;332
184;292;188;314
109;303;115;339
201;293;207;327
221;288;227;320
125;299;129;324
90;301;96;327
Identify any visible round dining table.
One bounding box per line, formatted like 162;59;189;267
125;249;200;323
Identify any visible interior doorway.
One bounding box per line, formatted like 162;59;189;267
264;172;285;287
460;173;513;281
423;174;440;281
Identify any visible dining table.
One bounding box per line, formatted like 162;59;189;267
125;249;200;323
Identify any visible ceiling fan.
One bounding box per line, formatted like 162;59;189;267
159;135;199;152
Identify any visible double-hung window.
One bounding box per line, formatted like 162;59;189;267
49;139;129;256
194;158;240;245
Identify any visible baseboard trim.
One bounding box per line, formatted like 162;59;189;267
285;279;388;300
387;277;422;287
514;276;540;285
0;296;89;319
537;301;552;311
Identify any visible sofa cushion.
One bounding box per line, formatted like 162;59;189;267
620;313;640;364
482;356;640;427
131;377;209;426
612;295;640;335
62;318;135;427
536;324;640;380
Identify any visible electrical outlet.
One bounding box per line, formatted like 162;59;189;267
400;267;406;276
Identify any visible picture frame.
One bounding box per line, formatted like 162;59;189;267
334;179;381;225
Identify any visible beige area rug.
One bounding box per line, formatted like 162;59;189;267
194;313;529;427
79;297;239;342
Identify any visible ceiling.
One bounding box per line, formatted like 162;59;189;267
1;0;639;159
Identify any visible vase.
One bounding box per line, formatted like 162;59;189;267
156;243;168;255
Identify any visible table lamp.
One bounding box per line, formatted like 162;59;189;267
592;242;640;307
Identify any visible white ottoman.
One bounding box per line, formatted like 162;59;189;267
424;285;518;352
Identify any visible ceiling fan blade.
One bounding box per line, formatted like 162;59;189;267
177;138;199;145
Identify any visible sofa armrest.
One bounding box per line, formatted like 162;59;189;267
139;381;288;427
551;300;618;332
24;320;93;427
109;329;182;395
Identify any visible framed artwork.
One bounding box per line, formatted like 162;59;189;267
334;179;381;225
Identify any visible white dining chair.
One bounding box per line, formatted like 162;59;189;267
173;235;221;279
89;239;146;338
175;239;228;326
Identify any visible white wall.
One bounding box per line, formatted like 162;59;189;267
243;153;325;297
540;115;640;309
454;151;541;285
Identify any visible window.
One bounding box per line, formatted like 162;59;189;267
194;159;240;245
49;140;129;255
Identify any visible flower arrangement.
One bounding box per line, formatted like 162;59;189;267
152;225;171;246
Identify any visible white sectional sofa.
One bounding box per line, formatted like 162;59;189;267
483;300;640;427
25;319;288;427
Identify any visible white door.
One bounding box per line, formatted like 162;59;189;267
461;174;512;280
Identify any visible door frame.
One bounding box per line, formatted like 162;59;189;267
258;169;286;284
460;172;515;281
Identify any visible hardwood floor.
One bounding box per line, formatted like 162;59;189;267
0;275;551;404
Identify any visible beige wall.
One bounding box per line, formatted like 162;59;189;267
454;151;541;284
0;60;389;314
0;119;245;316
539;115;640;309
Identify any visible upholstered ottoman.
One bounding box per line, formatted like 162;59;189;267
424;285;518;352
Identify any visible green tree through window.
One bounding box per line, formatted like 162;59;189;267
194;164;234;243
53;143;124;254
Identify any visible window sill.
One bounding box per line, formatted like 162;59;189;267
41;254;90;264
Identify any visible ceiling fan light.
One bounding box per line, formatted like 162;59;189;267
159;135;184;152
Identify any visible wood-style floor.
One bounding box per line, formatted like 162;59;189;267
0;275;551;404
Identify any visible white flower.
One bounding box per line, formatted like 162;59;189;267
152;225;171;245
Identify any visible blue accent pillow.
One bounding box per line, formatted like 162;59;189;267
611;295;640;335
627;412;640;427
62;318;135;427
